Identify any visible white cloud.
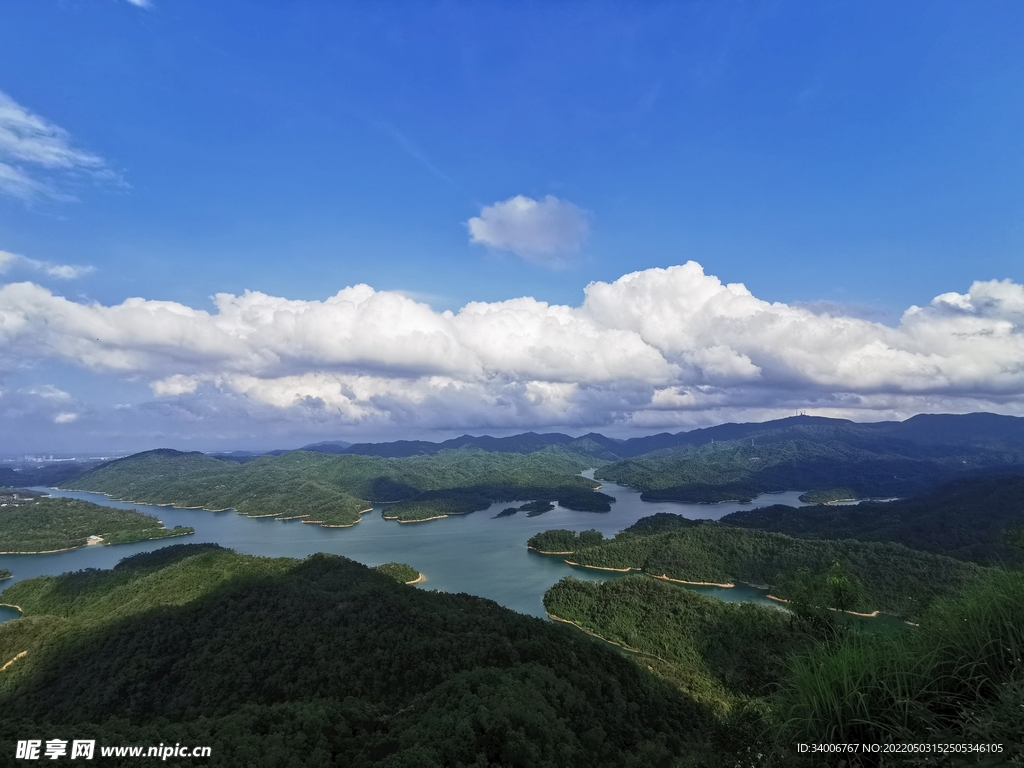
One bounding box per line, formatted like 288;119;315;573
467;195;589;263
2;262;1024;434
0;161;48;199
54;412;79;424
0;90;118;201
0;250;92;280
19;384;71;401
124;0;152;7
151;374;201;397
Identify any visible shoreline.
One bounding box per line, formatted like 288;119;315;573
563;560;634;573
554;559;736;588
51;488;372;529
536;552;739;589
526;546;574;555
0;527;194;556
640;495;752;505
304;517;362;528
765;594;883;619
651;574;735;588
383;514;449;524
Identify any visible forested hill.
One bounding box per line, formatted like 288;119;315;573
720;473;1024;566
300;412;1024;460
291;413;1024;502
0;545;717;766
305;431;626;460
593;421;1024;503
529;517;981;617
69;445;614;526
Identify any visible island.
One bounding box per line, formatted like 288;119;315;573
0;497;194;554
0;569;11;581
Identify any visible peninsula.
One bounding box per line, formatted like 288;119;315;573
0;497;194;554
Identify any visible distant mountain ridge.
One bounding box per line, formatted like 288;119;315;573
60;413;1024;524
298;413;1024;460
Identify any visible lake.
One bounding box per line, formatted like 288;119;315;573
0;476;806;621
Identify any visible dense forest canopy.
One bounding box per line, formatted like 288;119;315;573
69;446;612;526
529;517;981;617
372;562;422;584
55;413;1024;526
595;436;1024;503
541;570;1024;760
0;497;193;554
721;473;1024;566
0;545;727;767
544;575;814;707
6;413;1024;763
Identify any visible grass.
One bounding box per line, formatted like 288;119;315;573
777;570;1024;754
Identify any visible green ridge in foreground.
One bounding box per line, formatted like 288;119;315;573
542;568;1024;763
0;497;193;554
0;544;724;767
544;575;812;709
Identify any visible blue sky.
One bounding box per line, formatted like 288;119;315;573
2;1;1024;453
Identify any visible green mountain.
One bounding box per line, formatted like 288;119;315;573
721;473;1024;565
595;426;1024;502
300;412;1024;460
69;445;614;526
293;413;1024;504
52;414;1024;518
0;545;714;767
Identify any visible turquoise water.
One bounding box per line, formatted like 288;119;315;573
0;478;806;621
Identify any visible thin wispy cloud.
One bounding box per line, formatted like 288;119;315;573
0;90;120;201
467;195;589;265
0;249;93;279
381;124;456;186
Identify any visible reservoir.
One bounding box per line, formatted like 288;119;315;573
0;477;806;621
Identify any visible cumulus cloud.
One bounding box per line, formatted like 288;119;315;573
0;250;93;280
2;262;1024;435
467;195;589;263
0;90;118;201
